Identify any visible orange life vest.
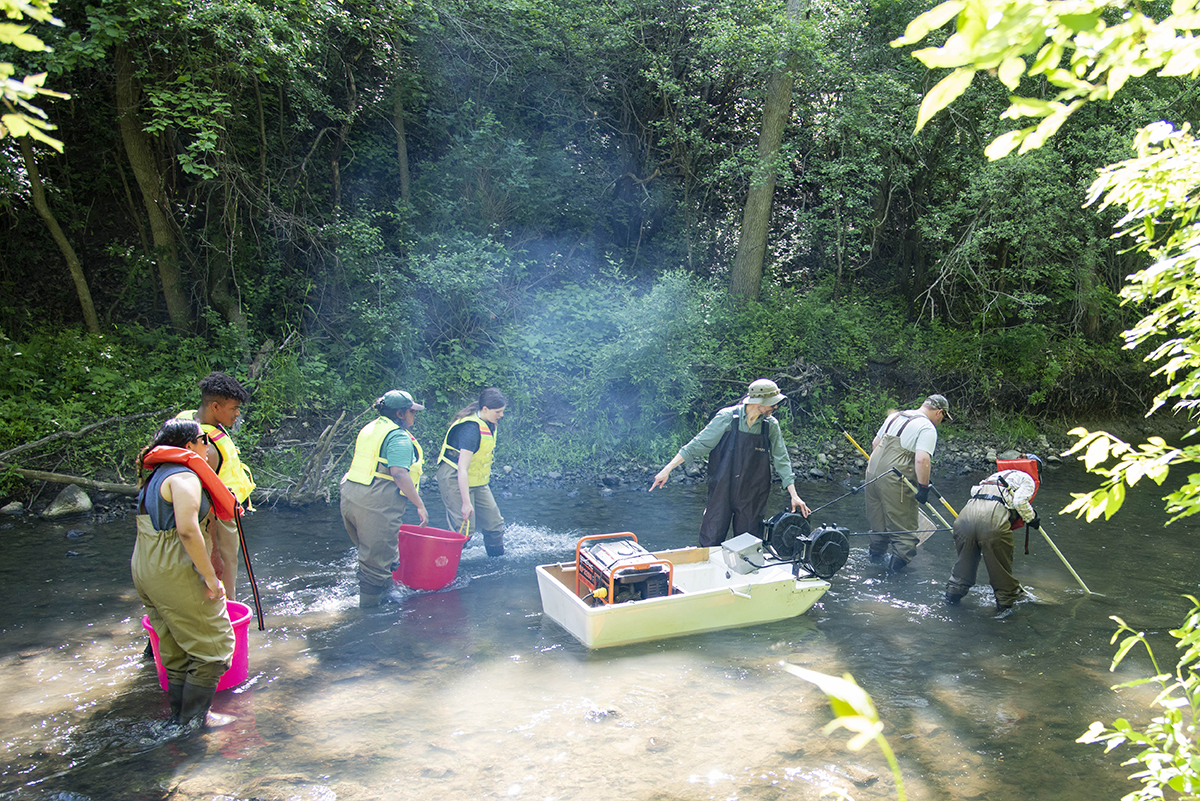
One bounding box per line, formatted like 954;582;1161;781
142;446;239;521
995;457;1041;500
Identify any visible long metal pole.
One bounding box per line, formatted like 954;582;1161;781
1033;524;1098;595
890;468;954;530
234;511;266;630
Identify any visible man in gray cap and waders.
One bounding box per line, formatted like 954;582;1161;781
651;379;811;546
864;394;951;571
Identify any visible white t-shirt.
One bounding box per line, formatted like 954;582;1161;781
875;411;938;456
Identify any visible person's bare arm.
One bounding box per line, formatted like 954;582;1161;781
162;473;223;600
391;466;429;526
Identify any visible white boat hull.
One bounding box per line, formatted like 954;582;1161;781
535;546;830;648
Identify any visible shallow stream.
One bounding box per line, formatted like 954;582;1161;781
2;456;1197;801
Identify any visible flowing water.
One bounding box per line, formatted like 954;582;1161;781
2;456;1198;801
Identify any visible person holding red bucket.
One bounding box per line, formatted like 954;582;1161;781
131;419;237;729
340;390;429;607
944;454;1045;617
435;388;509;557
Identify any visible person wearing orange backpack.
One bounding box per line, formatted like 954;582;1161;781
944;454;1045;616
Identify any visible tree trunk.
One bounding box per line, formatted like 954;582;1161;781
730;0;804;300
114;45;193;332
19;137;101;334
394;88;411;205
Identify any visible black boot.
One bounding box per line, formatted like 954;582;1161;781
359;578;385;608
483;530;505;557
167;679;184;723
179;681;235;729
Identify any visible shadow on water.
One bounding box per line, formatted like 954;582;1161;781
2;457;1198;800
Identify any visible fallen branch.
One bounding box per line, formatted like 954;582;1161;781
289;410;346;504
0;408;174;461
0;462;137;495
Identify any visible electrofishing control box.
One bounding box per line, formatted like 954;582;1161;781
578;538;670;604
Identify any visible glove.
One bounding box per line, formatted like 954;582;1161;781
1027;514;1040;530
915;484;930;504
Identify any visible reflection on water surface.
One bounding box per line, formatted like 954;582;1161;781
1;460;1197;800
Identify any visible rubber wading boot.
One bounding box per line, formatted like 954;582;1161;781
167;680;185;723
943;592;964;606
179;682;235;729
885;554;908;574
868;550;886;565
483;530;505;557
359;578;386;608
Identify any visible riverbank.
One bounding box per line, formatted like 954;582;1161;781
2;412;1190;523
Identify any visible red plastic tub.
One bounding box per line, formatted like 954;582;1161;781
393;524;470;590
142;599;252;692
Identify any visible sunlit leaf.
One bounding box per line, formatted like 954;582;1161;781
891;0;965;46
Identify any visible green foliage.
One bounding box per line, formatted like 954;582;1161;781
786;664;907;801
1078;598;1200;801
897;0;1200;525
0;325;236;476
0;0;67;150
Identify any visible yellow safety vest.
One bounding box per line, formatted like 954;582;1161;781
344;417;424;489
437;413;496;487
176;410;256;508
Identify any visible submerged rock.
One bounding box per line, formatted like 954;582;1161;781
1;501;24;515
42;485;93;519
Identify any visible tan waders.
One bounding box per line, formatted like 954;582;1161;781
340;477;409;607
435;461;506;556
865;427;920;565
946;499;1023;609
132;515;234;728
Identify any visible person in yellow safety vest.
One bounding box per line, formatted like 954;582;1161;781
436;388;509;557
176;372;255;601
341;390;429;608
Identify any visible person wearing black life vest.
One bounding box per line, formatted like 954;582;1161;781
864;394;950;572
132;419;238;729
436;388;509;557
944;454;1045;616
651;379;810;547
176;372;255;601
340;390;429;608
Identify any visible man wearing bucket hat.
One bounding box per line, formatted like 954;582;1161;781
651;378;810;547
340;390;429;608
864;394;951;572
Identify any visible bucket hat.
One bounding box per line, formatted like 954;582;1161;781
743;379;786;407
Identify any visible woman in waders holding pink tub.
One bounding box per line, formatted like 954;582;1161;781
132;419;238;729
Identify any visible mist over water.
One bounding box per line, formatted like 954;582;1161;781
2;458;1197;800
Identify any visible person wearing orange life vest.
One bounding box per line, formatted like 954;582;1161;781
944;454;1045;616
132;419;237;729
340;390;429;608
176;372;255;600
864;394;951;572
436;388;509;557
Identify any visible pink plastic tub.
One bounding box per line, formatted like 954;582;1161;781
393;524;470;590
142;599;252;692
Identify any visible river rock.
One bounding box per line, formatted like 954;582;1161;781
0;501;23;515
42;485;92;519
998;449;1022;460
